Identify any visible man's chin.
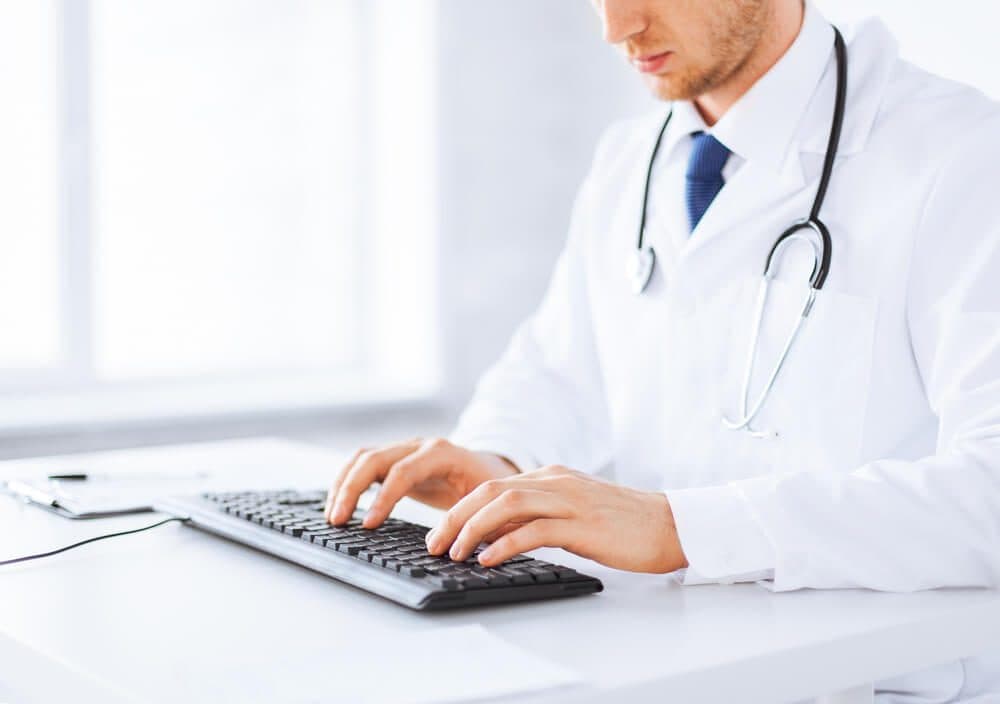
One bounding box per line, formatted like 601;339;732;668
643;73;695;102
643;67;716;100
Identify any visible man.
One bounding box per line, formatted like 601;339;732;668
327;1;1000;699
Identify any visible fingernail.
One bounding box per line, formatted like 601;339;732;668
449;546;461;561
332;503;345;522
479;548;494;563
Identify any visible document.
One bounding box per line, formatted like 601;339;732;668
4;475;210;518
0;437;346;519
183;624;583;703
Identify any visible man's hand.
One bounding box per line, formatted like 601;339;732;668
424;465;689;573
325;438;519;527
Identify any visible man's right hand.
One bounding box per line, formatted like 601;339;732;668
324;438;521;529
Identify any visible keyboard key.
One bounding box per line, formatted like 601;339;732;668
427;576;460;591
436;565;469;577
399;565;426;578
553;567;580;580
525;568;557;583
458;575;489;589
522;559;555;570
495;567;535;585
471;569;512;587
325;535;365;547
396;545;426;555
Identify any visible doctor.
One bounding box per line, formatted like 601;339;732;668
328;0;1000;697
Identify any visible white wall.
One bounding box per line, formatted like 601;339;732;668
435;1;653;411
815;1;1000;98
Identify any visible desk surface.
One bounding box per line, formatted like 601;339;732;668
2;438;1000;704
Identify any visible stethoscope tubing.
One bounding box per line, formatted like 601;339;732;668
631;27;849;436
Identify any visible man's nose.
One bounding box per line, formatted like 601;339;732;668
596;0;646;45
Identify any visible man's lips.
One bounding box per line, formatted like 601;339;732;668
630;51;672;74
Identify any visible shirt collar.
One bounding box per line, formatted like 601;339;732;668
659;0;834;175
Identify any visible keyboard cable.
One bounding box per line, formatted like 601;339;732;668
0;516;189;567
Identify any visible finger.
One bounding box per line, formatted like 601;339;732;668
331;443;418;524
532;464;574;477
425;477;559;555
477;518;574;567
446;489;572;561
325;448;368;521
363;446;447;527
482;521;524;544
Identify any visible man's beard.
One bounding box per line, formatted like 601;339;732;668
644;0;768;102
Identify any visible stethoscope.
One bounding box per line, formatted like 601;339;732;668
627;27;848;438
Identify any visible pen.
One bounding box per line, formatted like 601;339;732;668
47;471;210;481
6;479;59;507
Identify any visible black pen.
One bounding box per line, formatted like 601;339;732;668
47;471;210;481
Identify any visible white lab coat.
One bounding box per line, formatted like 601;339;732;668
450;6;1000;702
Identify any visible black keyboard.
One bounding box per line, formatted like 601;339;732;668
156;489;603;610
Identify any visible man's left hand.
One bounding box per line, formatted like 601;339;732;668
424;465;689;573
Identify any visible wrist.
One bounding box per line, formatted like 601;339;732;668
647;490;689;572
478;452;521;479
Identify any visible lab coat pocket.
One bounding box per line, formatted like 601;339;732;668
730;275;878;475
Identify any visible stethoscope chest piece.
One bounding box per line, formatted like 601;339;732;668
628;246;656;295
626;26;848;438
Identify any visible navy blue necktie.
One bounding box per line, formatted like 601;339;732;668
685;132;731;233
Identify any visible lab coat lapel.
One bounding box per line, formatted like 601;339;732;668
682;152;806;257
682;16;897;258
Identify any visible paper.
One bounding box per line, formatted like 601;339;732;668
1;438;347;518
173;624;583;704
5;476;214;516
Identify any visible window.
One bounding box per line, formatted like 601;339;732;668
0;1;60;376
0;0;440;432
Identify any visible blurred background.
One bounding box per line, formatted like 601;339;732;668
2;0;998;460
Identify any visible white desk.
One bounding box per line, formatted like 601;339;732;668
2;439;999;704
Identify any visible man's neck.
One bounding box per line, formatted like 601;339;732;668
694;1;805;126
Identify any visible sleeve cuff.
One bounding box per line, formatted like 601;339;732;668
666;483;777;582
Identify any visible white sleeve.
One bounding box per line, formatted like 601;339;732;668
668;115;1000;592
449;142;614;475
